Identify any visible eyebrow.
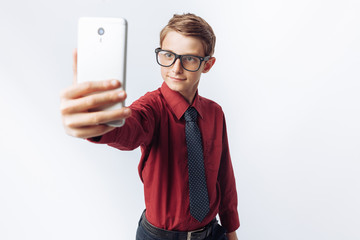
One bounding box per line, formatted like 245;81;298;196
161;48;204;57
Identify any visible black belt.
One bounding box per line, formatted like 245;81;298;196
140;212;215;240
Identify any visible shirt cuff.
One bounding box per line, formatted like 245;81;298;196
220;210;240;233
87;136;102;143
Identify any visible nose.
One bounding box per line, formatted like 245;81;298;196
171;58;183;74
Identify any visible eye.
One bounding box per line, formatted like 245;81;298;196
163;52;174;58
183;56;196;62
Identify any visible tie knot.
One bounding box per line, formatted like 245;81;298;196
184;107;198;122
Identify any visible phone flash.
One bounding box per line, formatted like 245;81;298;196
98;27;105;35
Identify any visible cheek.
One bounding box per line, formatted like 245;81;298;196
188;72;201;83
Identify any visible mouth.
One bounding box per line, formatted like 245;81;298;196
168;76;186;81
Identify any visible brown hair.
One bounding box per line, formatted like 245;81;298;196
160;13;216;57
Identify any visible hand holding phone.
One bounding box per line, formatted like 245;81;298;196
60;50;131;139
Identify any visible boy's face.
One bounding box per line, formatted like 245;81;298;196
160;31;215;103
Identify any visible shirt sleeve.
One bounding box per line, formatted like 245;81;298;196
87;93;158;151
217;115;240;232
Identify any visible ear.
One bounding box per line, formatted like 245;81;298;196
202;57;216;73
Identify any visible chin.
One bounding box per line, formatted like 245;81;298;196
165;80;184;92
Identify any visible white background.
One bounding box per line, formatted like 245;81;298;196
0;0;359;239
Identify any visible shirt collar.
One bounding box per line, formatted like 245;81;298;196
160;82;204;120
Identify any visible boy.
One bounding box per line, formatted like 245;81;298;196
60;13;239;240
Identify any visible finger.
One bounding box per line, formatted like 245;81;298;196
63;107;131;128
61;89;127;114
60;79;121;100
73;49;78;84
65;124;116;139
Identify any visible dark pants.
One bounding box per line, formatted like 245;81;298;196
136;212;228;240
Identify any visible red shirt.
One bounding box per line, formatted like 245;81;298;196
90;82;240;232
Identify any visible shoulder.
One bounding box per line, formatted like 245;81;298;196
131;88;163;110
198;95;224;117
138;87;162;102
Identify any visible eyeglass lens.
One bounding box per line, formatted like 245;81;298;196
157;51;201;71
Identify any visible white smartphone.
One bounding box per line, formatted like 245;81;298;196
77;17;128;127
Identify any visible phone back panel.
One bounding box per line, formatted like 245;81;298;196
77;17;127;85
77;17;127;127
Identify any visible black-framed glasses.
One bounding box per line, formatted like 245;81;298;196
155;48;210;72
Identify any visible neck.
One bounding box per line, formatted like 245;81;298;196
180;91;196;105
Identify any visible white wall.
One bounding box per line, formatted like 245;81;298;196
0;0;359;239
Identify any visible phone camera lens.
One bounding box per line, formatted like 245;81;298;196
98;27;105;35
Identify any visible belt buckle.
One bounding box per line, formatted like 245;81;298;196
186;227;204;240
